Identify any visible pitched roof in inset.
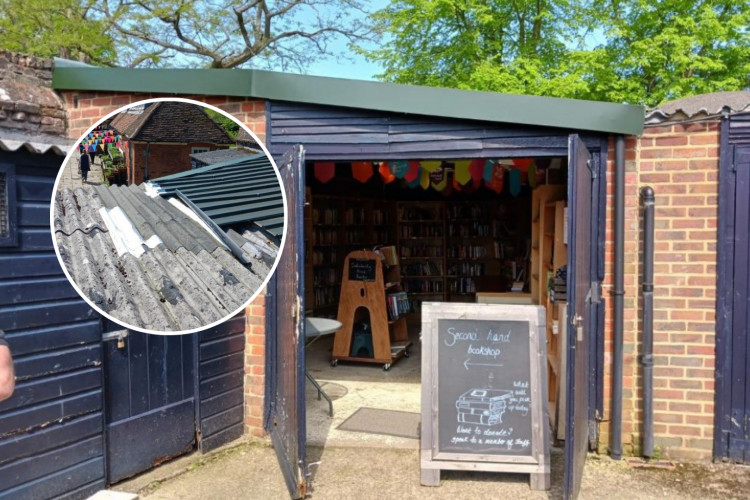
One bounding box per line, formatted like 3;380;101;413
150;153;284;240
189;148;253;166
236;128;261;150
110;101;234;144
53;183;271;333
646;91;750;124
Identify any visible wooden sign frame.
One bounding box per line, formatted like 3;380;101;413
420;302;550;490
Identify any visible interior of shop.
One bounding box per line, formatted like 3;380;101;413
302;157;570;448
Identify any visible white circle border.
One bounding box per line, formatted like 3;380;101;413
50;97;288;336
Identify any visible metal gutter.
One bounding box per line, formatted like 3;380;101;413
611;135;625;460
52;66;645;136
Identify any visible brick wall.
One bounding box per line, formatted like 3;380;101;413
128;141;227;183
59;90;270;438
601;121;719;460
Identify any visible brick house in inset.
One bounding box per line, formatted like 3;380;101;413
110;100;234;184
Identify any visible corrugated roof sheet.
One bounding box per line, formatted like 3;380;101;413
53;183;271;333
646;91;750;124
150;153;284;240
0;129;72;155
110;101;234;143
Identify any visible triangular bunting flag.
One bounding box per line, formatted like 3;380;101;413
352;161;373;183
509;169;521;196
390;160;409;179
469;159;484;182
314;161;335;183
379;162;396;183
454;160;471;185
404;161;420;182
483;160;495;182
420;167;431;190
430;166;447;191
420;160;441;173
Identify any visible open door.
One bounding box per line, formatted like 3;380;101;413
266;145;308;498
564;135;594;499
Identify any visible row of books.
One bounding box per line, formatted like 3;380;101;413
313;286;340;307
449;277;477;294
312;228;339;245
312;207;340;225
386;292;411;320
403;279;444;293
447;244;490;259
313;268;339;286
447;262;485;276
448;221;491;237
404;261;443;276
398;206;440;221
343;207;367;225
399;224;444;238
400;245;443;258
311;248;340;266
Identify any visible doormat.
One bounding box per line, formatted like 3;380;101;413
337;407;420;439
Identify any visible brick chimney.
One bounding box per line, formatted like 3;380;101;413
0;51;67;137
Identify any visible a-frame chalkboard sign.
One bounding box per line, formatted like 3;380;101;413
420;303;550;490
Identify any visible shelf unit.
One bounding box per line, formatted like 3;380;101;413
397;202;446;312
332;249;412;370
308;195;396;317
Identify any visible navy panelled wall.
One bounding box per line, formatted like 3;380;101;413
198;314;246;452
727;112;750;144
0;150;104;500
267;101;604;160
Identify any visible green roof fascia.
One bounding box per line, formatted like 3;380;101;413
53;66;645;136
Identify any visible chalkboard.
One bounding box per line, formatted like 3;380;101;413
437;318;532;456
420;303;549;490
348;258;376;282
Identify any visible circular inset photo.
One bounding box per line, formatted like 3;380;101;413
51;98;286;334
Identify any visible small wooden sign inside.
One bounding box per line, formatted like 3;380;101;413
348;258;377;282
420;303;550;490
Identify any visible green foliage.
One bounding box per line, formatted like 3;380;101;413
204;108;239;139
0;0;116;65
364;0;750;106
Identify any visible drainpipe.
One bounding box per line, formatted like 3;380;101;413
144;142;151;181
640;186;655;458
611;135;625;460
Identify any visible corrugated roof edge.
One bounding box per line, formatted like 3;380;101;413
52;64;645;136
151;152;269;183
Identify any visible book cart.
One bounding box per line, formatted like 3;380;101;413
331;249;412;370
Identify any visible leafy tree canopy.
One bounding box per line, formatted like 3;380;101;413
363;0;750;106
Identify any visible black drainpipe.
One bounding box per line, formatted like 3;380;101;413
640;186;655;458
611;135;625;460
144;142;151;181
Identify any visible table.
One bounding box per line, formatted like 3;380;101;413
305;317;342;416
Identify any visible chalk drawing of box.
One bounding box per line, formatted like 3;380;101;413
456;389;514;426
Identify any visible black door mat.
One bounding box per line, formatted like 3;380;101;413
337;407;420;439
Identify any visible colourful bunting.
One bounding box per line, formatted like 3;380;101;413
429;166;447;191
404;161;420;183
483;160;495;182
379;162;396;183
513;158;533;171
454;160;471;185
469;159;484;182
390;160;409;179
406;169;421;188
352;161;373;183
314;161;335;184
420;160;441;173
509;169;521;196
420;167;430;190
487;162;505;193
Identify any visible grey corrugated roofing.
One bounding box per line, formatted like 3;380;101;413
53;183;271;333
51;64;645;136
0;129;72;155
646;91;750;124
150;153;284;240
190;148;253;166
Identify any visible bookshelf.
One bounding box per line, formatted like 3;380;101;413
332;249;411;370
309;195;396;317
397;201;446;312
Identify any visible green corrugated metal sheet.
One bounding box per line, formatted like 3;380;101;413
150;153;284;239
52;63;644;136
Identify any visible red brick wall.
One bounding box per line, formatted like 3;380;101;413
601;120;719;460
128;141;227;184
59;90;270;438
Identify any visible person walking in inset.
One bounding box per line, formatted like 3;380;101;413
0;329;14;402
79;148;91;184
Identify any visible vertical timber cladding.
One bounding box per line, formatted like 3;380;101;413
420;303;550;490
716;111;750;462
0;150;104;500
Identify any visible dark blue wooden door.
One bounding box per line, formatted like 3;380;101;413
716;144;750;462
103;321;196;483
564;135;594;499
266;145;307;499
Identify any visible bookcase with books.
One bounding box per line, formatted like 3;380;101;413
309;195;396;317
396;201;446;313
